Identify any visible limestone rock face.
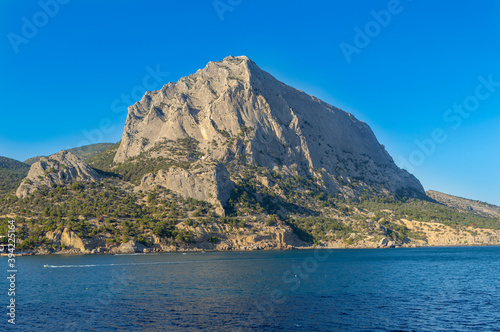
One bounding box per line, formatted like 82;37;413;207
118;240;146;253
60;229;86;251
398;219;500;247
141;163;234;214
46;228;106;253
16;151;101;198
114;55;424;197
173;223;303;251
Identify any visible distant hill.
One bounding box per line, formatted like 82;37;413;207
0;156;30;194
86;142;121;170
24;156;43;165
427;190;500;219
24;143;115;165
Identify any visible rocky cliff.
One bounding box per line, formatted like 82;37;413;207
140;163;234;215
114;55;423;204
16;151;101;198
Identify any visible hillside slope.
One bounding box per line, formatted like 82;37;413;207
427;190;500;219
0;156;30;194
24;143;115;165
16;151;102;198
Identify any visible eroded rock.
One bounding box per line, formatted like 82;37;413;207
16;151;100;198
141;163;234;215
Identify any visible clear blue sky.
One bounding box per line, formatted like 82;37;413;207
1;0;499;205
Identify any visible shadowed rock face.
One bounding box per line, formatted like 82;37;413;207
114;55;424;198
16;151;101;198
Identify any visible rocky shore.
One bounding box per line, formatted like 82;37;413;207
14;219;500;256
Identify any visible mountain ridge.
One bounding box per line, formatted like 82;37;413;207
24;143;115;165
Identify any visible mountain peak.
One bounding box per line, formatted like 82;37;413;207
198;55;258;84
113;56;424;200
220;55;251;62
217;55;253;66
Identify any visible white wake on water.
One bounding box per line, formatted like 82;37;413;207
43;261;183;268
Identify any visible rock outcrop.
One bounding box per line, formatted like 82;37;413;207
118;240;146;253
45;228;106;253
16;151;101;198
114;55;424;198
398;219;500;247
140;163;234;215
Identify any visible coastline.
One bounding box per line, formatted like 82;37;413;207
6;242;500;257
5;213;500;257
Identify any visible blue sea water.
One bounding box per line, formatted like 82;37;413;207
1;246;500;331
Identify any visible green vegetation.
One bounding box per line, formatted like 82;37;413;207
87;142;121;170
89;138;201;184
287;216;354;243
66;143;116;161
2;138;499;251
220;164;500;245
23;156;43;166
378;219;427;241
0;180;216;249
0;156;30;195
357;196;500;230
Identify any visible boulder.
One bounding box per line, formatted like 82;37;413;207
118;240;146;253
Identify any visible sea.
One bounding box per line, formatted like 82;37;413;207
1;246;500;331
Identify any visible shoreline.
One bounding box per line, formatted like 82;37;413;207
5;242;500;257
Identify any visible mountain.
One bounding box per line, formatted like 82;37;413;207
113;55;423;203
24;143;115;165
0;157;30;194
2;56;500;254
